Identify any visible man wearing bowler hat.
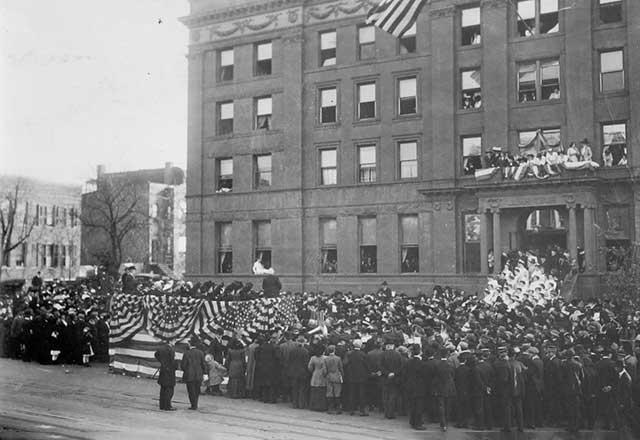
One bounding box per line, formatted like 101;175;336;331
181;336;207;410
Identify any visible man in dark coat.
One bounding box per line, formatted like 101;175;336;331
154;340;177;410
262;275;281;298
31;272;43;290
563;351;584;432
509;349;526;432
380;342;402;419
543;345;563;426
121;265;137;294
432;347;456;431
254;335;280;403
344;340;371;416
596;350;619;429
522;347;543;429
493;347;513;432
472;349;494;430
455;352;473;428
288;336;310;409
401;344;429;430
180;337;207;410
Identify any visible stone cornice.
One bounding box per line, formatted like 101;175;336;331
180;0;303;28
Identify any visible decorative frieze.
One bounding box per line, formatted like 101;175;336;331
305;0;377;24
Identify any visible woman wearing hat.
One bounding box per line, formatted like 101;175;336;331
308;343;328;411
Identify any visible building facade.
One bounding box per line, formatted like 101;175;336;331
182;0;639;296
81;164;187;277
0;175;82;281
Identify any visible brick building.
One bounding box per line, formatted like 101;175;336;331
81;164;186;276
181;0;639;296
0;175;82;282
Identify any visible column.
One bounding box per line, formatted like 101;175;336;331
567;204;578;263
492;208;501;274
583;205;596;272
480;210;489;274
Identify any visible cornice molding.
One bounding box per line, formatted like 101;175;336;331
429;5;456;19
481;0;508;10
181;0;303;28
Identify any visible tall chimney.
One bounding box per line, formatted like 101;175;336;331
97;164;106;179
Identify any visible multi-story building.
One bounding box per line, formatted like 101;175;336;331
181;0;639;296
0;175;82;281
81;163;186;276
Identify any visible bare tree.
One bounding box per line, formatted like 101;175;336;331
0;180;37;285
81;177;148;275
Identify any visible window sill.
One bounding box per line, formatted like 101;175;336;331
509;32;564;44
215;79;234;86
393;113;421;122
511;99;563;110
315;122;341;130
458;43;482;51
594;22;626;31
353;119;380;127
456;108;482;115
597;90;628;99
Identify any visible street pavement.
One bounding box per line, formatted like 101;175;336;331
0;359;626;440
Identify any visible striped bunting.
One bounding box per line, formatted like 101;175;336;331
366;0;426;38
144;295;203;342
109;293;145;343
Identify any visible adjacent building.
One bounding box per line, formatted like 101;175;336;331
181;0;639;296
81;164;186;277
0;175;82;281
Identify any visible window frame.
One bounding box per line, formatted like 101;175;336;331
255;95;273;130
217;222;233;274
357;24;376;61
218;48;234;82
319;147;338;186
515;0;560;38
356;81;377;121
216;157;233;192
319;30;337;67
254;153;273;189
599;48;625;93
601;120;628;167
597;0;624;26
460;68;482;110
461;135;483;176
319;86;338;124
517;58;561;103
358;216;377;274
254;220;272;270
397;139;419;180
254;41;273;76
397;76;418;117
398;22;417;54
460;5;482;46
217;101;234;135
320;217;338;273
357;143;377;184
399;214;419;273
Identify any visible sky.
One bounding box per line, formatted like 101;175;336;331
0;0;190;185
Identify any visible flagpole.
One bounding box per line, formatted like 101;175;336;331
502;0;535;36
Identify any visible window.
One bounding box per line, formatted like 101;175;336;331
69;207;78;227
400;215;419;273
462;136;482;176
46;206;54;226
217;158;233;192
604;206;630;270
461;7;481;45
359;217;376;273
218;101;234;135
518;127;561;149
599;0;622;24
399;22;416;54
518;59;560;102
61;208;67;226
320;149;337;185
254;154;272;188
358;145;376;183
602;122;627;167
600;50;624;92
464;214;481;273
320;31;336;66
254;221;272;270
399;141;418;179
320;87;337;124
517;0;558;37
255;42;272;76
358;25;375;60
357;82;376;120
461;69;481;109
320;218;337;273
398;77;417;116
219;48;234;81
217;222;232;273
14;243;27;267
40;244;47;267
51;244;59;267
256;96;272;130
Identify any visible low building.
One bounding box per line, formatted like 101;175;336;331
0;175;82;282
81;164;186;277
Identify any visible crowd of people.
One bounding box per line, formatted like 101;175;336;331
1;258;639;434
0;274;110;366
464;138;603;179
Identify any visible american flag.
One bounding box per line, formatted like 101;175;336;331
109;293;146;343
144;294;203;342
366;0;426;38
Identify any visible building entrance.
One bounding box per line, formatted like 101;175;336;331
522;208;567;251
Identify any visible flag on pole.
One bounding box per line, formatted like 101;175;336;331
366;0;426;38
